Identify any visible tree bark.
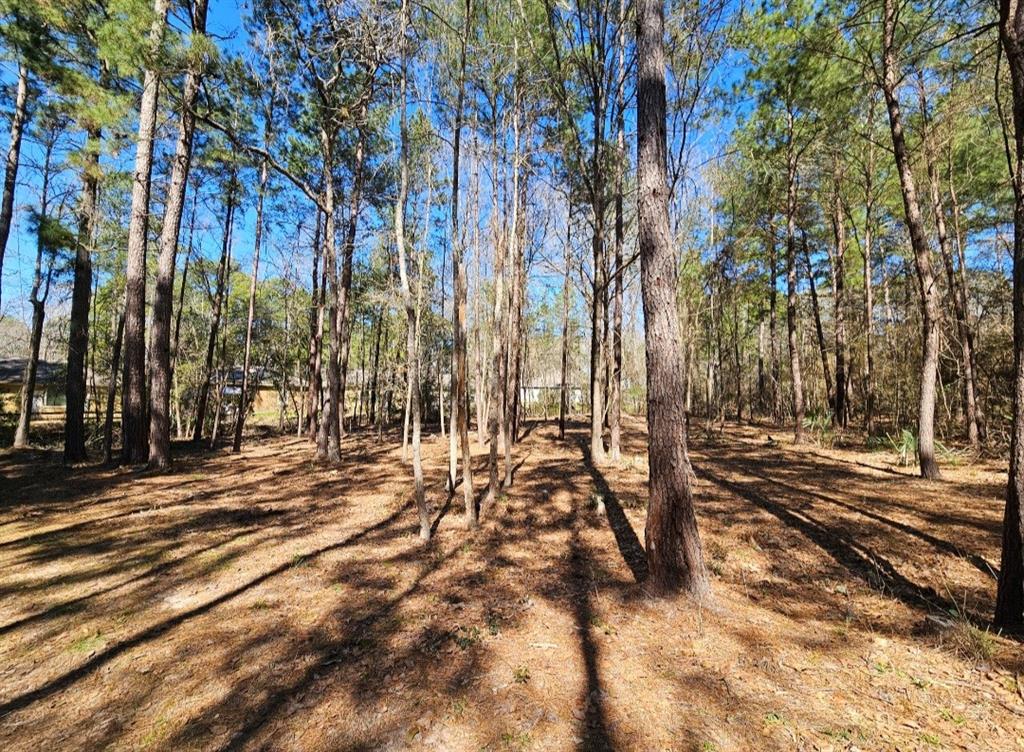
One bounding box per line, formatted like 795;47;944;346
881;0;941;480
637;0;707;596
996;0;1024;628
486;86;513;509
831;163;848;428
559;202;572;440
122;0;170;465
450;0;476;526
337;113;368;439
471;132;486;447
306;211;323;439
609;0;626;461
861;101;877;434
148;0;207;468
767;221;782;422
395;1;430;539
315;127;342;463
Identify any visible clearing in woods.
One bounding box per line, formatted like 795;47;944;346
0;420;1021;751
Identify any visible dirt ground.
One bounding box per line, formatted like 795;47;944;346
0;418;1022;751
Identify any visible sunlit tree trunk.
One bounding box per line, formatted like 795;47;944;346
316;127;342;463
450;0;476;525
148;0;208;468
122;0;170;465
338;113;368;439
916;75;980;449
881;0;941;479
559;202;572;440
831;161;848;428
608;0;626;461
767;221;782;421
395;1;429;538
637;0;707;595
306;212;323;439
861;102;877;435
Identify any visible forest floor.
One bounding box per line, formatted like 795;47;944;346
0;418;1022;751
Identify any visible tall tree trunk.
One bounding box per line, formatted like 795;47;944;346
193;179;235;443
609;0;626;461
996;0;1024;628
831;163;848;428
306;211;323;439
233;155;267;452
148;0;208;468
338;114;368;439
881;0;941;480
637;0;707;596
590;166;608;461
486;83;513;508
508;164;527;449
450;0;476;526
471;132;487;446
862;102;877;434
395;2;429;538
785;106;805;443
64;124;101;463
0;62;29;313
171;198;195;438
767;221;782;421
122;0;170;465
916;75;981;449
559;202;572;440
316;127;342;463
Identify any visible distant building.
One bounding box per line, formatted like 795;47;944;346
0;359;71;421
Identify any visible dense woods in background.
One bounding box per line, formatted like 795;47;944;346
0;0;1022;624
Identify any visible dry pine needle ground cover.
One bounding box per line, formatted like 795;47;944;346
0;418;1022;751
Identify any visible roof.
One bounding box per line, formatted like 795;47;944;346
0;359;66;385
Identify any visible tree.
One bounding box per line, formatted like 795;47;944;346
996;0;1024;629
637;0;706;595
395;0;430;540
149;0;210;468
444;0;477;525
122;0;170;464
14;112;72;448
879;0;942;479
